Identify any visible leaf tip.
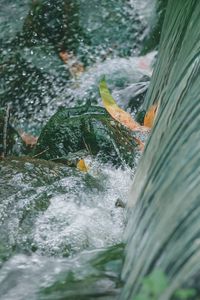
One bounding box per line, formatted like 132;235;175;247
77;158;89;172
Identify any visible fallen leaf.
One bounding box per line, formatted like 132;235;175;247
144;103;159;128
59;51;70;64
99;79;149;133
77;159;89;172
19;130;38;147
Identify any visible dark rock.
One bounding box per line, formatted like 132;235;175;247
115;198;125;208
21;0;88;54
142;0;169;54
135;110;146;125
0;53;58;119
35;103;137;167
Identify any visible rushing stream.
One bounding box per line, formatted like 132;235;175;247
2;0;199;299
0;0;156;299
0;157;134;299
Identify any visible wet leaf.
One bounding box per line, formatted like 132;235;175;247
99;79;149;133
19;131;38;147
59;51;70;64
77;159;89;172
144;103;158;128
174;289;196;300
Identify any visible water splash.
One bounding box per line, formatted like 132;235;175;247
0;0;155;298
0;157;133;299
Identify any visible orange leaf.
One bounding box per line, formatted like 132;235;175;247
99;79;149;133
144;103;159;128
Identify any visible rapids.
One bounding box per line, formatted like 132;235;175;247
2;0;199;299
0;0;154;299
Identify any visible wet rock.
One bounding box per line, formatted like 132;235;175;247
40;243;124;299
141;0;169;54
21;0;88;54
0;0;152;131
115;198;125;208
0;53;58;119
78;0;145;61
20;0;145;61
35;103;137;167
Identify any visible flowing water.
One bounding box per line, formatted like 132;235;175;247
121;0;200;299
0;157;133;299
3;0;198;299
0;0;154;134
0;1;155;299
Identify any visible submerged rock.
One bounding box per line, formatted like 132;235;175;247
40;243;124;299
35;103;137;167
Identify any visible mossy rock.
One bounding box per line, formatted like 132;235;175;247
40;243;124;299
35;103;137;167
0;53;61;120
21;0;88;53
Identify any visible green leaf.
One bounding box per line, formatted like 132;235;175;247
99;78;117;106
134;270;168;300
142;269;168;297
174;288;196;300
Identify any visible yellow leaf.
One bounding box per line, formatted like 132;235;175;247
144;103;159;128
99;79;149;133
77;159;89;172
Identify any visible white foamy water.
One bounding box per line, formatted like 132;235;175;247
0;158;136;257
32;161;133;256
55;52;155;108
0;158;136;300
